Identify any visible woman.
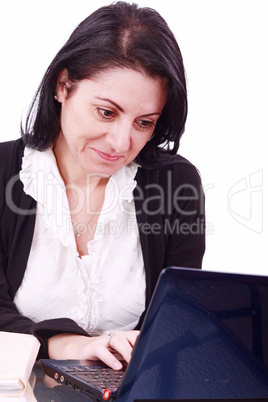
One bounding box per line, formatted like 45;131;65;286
0;2;205;370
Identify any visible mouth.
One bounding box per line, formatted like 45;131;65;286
91;148;124;162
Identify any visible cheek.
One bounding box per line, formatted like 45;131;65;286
60;104;92;138
131;135;151;156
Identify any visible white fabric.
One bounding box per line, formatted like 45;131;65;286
14;147;145;335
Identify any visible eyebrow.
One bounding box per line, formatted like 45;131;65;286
95;97;124;112
95;97;161;117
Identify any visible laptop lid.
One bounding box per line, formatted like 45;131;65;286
116;267;268;401
41;267;268;401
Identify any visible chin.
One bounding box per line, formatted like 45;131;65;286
84;166;119;178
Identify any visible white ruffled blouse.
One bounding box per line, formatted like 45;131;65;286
14;147;146;335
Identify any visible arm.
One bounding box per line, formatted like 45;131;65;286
0;265;90;358
135;157;205;319
163;161;205;269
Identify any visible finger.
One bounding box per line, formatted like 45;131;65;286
125;330;140;347
87;343;123;371
108;333;133;363
108;330;140;348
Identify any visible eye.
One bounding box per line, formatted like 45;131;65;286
135;119;155;132
96;108;116;121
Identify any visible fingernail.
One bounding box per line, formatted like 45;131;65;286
113;361;122;370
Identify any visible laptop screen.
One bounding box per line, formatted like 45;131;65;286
117;267;268;401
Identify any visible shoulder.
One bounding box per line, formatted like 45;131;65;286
164;154;202;186
0;138;25;178
136;153;202;188
0;138;25;157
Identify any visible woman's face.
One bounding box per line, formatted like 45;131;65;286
54;68;167;179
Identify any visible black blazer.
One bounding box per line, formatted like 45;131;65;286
0;139;205;357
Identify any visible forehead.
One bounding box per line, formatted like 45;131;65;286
80;67;168;110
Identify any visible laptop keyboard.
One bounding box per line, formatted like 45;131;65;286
59;365;125;391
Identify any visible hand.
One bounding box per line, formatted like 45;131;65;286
47;330;140;370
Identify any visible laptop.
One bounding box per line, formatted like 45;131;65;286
40;267;268;401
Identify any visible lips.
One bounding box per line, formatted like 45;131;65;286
92;148;123;162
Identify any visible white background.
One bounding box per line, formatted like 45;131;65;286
1;0;267;275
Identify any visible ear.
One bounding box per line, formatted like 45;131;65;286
55;69;70;103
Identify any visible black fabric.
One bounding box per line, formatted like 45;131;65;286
0;138;205;358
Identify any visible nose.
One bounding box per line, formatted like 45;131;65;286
106;121;132;153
